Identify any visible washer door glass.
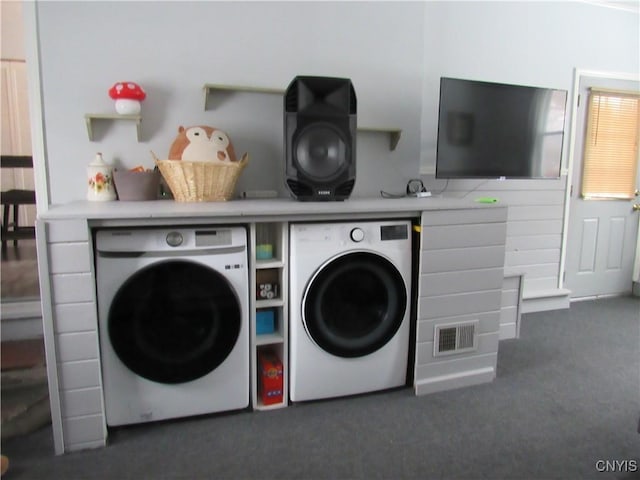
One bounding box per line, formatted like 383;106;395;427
303;252;407;358
108;260;241;384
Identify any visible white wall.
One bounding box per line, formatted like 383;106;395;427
34;1;426;204
420;0;639;173
417;1;638;305
29;0;639;306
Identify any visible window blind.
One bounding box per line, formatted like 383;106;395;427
581;88;640;199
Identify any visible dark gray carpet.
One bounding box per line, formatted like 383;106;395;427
2;296;639;479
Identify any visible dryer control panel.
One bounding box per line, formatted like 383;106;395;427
291;220;411;251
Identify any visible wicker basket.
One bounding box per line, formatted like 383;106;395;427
154;153;248;202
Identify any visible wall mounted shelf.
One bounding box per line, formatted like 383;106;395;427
85;114;142;141
203;83;402;151
360;127;402;151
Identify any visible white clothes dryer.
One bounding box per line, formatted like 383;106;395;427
289;220;412;402
95;226;249;426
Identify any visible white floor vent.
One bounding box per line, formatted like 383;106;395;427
434;320;479;357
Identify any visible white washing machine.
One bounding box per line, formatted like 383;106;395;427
289;220;412;402
95;226;249;426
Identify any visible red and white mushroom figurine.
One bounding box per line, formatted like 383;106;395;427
108;82;146;115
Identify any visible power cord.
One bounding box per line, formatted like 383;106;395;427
380;190;406;199
460;179;489;198
430;178;450;195
380;179;431;198
406;178;427;195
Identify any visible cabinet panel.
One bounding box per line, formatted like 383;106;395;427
415;352;498;383
422;223;507;250
419;290;502;320
421;245;506;274
47;220;89;243
422;207;507;226
62;415;106;446
60;387;104;418
48;243;91;274
51;273;94;304
500;274;523;340
414;207;506;396
54;303;97;334
55;332;99;363
57;360;102;391
501;287;520;307
420;268;504;297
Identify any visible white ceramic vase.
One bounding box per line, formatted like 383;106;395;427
87;153;117;201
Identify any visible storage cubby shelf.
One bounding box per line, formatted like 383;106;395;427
256;333;284;346
203;83;402;151
85;113;142;141
256;299;283;309
250;222;288;411
256;259;285;269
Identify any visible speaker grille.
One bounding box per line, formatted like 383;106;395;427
285;179;354;201
336;179;355;197
349;94;357;114
285;82;298;112
286;179;313;198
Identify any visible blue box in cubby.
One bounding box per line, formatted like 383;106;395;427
256;309;276;335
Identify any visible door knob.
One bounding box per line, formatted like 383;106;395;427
633;204;640;211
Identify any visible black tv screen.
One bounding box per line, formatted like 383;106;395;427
435;77;568;179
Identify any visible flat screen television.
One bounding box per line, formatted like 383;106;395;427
435;77;568;179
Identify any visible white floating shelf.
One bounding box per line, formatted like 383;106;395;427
203;83;402;151
85;113;142;141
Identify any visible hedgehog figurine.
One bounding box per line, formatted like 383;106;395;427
168;125;238;163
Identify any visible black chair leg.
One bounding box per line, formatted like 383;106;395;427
1;204;8;252
12;204;19;247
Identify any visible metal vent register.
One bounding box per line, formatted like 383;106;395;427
434;320;478;356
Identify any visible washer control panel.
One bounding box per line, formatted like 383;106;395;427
96;227;246;253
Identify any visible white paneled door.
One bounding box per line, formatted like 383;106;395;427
565;75;640;299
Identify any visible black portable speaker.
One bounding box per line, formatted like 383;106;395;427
284;76;357;201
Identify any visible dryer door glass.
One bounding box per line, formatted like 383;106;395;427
108;260;241;384
303;252;407;358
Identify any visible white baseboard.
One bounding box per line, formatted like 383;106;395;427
499;322;517;340
521;288;571;313
1;300;43;341
414;367;495;396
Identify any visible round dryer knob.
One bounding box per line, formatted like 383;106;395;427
350;228;365;242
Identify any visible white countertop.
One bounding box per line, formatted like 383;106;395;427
39;196;505;224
